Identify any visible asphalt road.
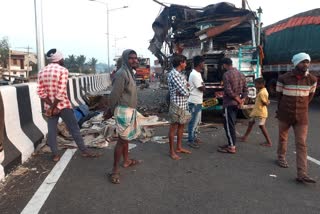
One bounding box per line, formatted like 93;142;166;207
1;99;320;214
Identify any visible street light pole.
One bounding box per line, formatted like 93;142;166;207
107;2;110;71
34;0;45;71
89;0;128;72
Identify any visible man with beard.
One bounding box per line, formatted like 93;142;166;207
276;52;317;184
105;49;141;184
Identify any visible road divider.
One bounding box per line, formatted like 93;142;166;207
0;74;111;181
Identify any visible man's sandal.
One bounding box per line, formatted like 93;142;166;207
296;176;316;184
217;147;236;154
122;159;142;168
108;172;120;184
81;151;101;158
277;159;289;168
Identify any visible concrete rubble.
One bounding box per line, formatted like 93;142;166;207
36;112;170;153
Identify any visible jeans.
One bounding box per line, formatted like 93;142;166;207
47;108;87;155
223;105;238;147
188;102;202;143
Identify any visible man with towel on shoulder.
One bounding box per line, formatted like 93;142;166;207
104;49;142;184
276;52;317;184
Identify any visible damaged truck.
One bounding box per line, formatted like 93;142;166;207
149;2;263;117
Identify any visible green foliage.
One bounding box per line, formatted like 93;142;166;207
64;54;98;74
87;57;98;73
0;37;10;69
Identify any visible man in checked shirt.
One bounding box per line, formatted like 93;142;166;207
217;58;247;154
167;54;191;160
37;49;99;162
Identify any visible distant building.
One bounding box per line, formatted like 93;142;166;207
0;50;37;81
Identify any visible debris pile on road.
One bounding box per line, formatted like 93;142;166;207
35;112;169;153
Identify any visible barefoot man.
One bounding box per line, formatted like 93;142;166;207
167;54;191;160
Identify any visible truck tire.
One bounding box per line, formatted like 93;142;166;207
267;78;277;97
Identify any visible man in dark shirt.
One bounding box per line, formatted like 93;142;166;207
276;52;317;183
218;58;247;154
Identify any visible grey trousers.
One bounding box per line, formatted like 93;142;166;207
47;108;87;155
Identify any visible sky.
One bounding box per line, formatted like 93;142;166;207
0;0;319;67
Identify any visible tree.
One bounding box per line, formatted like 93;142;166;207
88;57;98;73
64;55;77;72
76;55;86;74
0;37;10;70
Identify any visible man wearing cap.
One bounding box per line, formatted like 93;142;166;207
218;58;247;154
276;52;317;183
37;49;99;162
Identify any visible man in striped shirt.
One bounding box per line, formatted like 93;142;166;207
37;49;99;162
276;52;317;183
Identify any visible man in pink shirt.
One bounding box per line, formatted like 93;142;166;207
37;48;99;162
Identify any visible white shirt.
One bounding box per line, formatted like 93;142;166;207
188;69;204;104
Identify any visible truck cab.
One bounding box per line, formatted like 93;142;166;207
149;2;263;117
135;57;151;88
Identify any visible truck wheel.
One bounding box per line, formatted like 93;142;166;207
267;79;277;97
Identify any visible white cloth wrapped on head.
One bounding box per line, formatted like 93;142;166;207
46;50;64;63
291;52;311;67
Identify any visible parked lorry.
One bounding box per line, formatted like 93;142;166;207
149;2;263;117
135;57;151;88
262;8;320;96
111;56;151;88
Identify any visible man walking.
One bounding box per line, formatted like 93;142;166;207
37;49;99;162
276;52;317;183
105;49;142;184
187;56;205;149
167;54;191;160
218;58;247;154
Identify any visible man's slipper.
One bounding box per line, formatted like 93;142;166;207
81;151;101;158
260;142;272;147
217;147;236;154
296;176;316;184
108;172;120;184
122;159;142;168
277;159;289;168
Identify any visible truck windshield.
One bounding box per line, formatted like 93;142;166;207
139;58;150;68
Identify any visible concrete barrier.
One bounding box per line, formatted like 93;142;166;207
0;73;110;180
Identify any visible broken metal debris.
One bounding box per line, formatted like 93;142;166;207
36;112;169;153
